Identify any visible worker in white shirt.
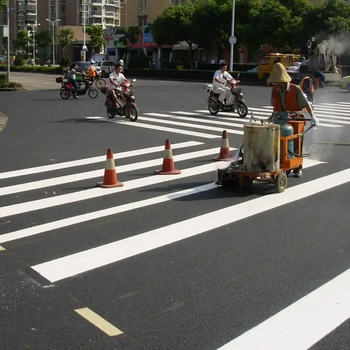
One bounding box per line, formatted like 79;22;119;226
212;62;234;104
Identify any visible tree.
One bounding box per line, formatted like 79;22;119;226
118;26;140;47
14;30;31;56
191;0;231;51
303;0;350;39
256;0;294;50
58;28;75;57
152;1;200;68
0;0;7;10
34;30;51;60
85;25;104;59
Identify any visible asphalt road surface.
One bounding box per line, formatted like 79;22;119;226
0;76;350;350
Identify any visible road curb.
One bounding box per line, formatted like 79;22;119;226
0;111;8;135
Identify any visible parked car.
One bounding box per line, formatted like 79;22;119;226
97;61;116;77
339;75;350;92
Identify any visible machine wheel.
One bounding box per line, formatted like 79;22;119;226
237;101;248;118
127;106;139;122
95;78;106;89
88;88;98;99
107;108;116;119
347;83;350;93
242;176;253;189
274;172;288;193
60;89;70;99
208;101;219;115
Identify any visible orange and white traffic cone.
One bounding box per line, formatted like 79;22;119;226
155;139;181;175
213;130;232;161
97;148;124;188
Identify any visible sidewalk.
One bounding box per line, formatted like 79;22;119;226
9;72;58;90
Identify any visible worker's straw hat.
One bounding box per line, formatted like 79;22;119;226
267;62;291;83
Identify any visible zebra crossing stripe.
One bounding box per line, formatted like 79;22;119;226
31;162;342;284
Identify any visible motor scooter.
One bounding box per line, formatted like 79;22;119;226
56;75;98;99
101;79;138;122
203;74;248;118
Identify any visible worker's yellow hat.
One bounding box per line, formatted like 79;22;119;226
267;62;291;83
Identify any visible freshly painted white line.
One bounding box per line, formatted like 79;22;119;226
31;159;332;283
247;107;345;127
216;268;350;350
316;103;350;111
138;116;244;135
170;111;261;124
145;112;247;129
94;117;219;139
0;148;219;197
0;160;231;218
313;106;350;115
194;109;260;119
0;245;5;251
0;183;217;244
0;141;201;180
336;102;350;105
0;159;323;244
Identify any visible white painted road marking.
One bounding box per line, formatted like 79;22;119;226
0;160;231;218
0;141;201;180
0;147;220;197
86;116;220;139
31;161;338;283
0;158;323;244
0;183;217;244
216;267;350;350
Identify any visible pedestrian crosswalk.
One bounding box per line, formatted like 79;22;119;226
1;140;350;349
86;101;350;140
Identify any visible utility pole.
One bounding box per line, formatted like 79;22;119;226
6;6;10;83
229;0;236;72
46;18;60;66
82;0;87;61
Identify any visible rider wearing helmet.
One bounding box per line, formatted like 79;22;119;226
109;62;129;107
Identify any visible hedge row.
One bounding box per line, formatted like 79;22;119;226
161;62;258;71
0;65;260;82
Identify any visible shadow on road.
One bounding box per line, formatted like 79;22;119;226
52;118;108;123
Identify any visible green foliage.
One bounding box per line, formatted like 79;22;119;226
35;30;52;50
118;26;140;47
151;0;350;55
0;0;7;10
85;25;104;56
13;55;23;66
152;1;199;47
60;56;71;67
128;50;149;69
58;28;75;54
14;30;31;54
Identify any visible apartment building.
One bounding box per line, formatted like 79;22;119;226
7;0;38;39
38;0;120;30
124;0;192;27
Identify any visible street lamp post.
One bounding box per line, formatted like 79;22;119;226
46;18;60;66
82;0;88;61
6;6;10;83
28;23;40;63
229;0;236;72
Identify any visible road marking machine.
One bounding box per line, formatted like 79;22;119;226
216;111;316;193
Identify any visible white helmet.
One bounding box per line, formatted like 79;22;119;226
119;59;124;66
90;60;95;64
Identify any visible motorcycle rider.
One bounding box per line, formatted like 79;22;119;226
212;62;236;104
109;62;129;107
88;60;98;82
68;63;85;99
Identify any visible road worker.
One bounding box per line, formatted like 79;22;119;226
267;62;319;177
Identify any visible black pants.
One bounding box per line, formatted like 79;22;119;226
68;79;78;93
